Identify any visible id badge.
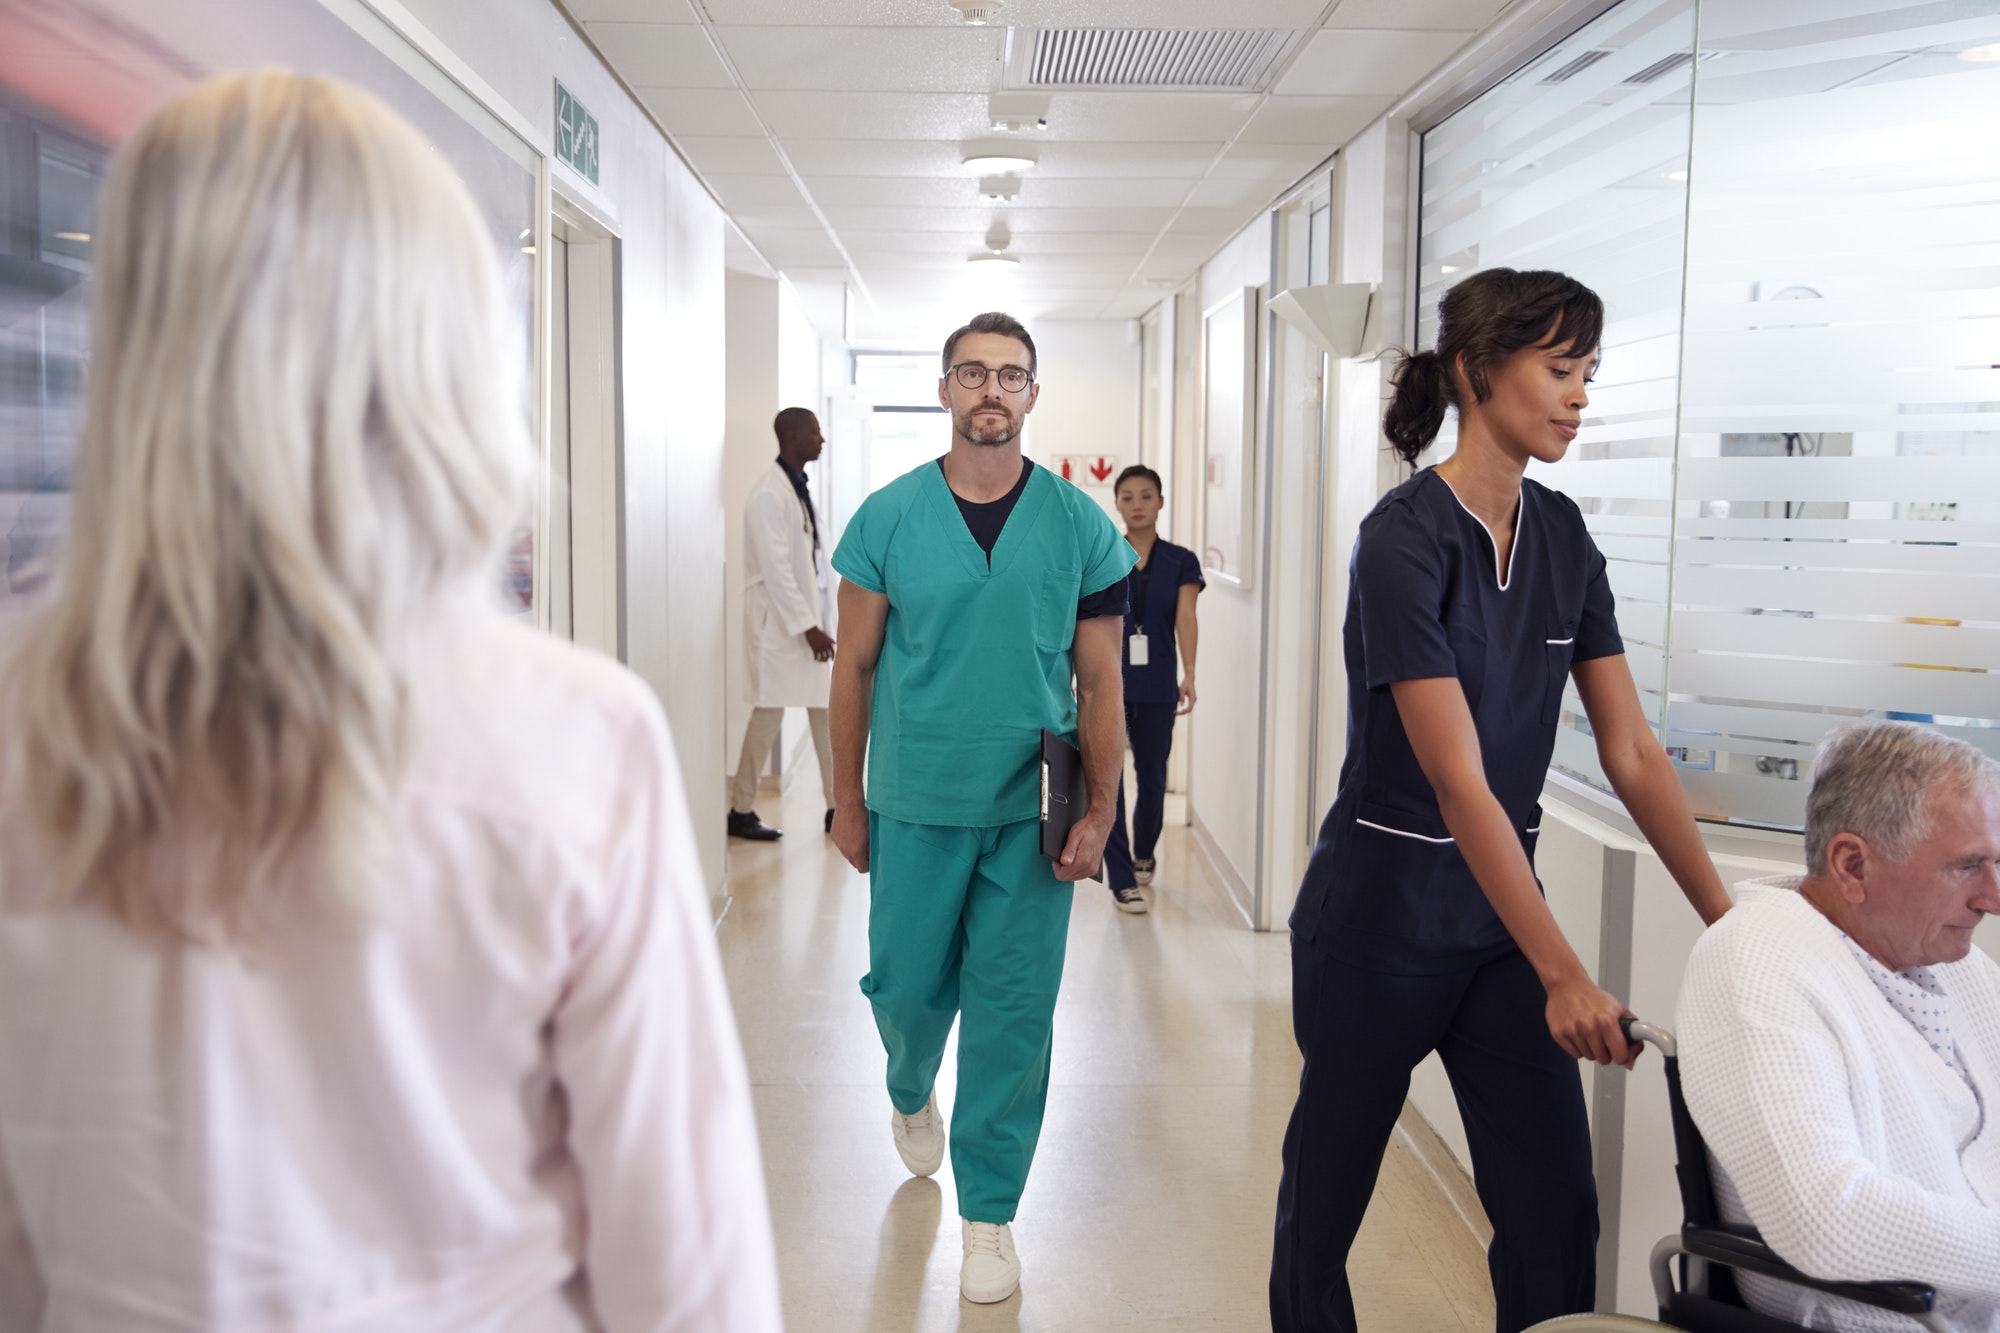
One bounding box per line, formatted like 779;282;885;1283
1129;633;1150;666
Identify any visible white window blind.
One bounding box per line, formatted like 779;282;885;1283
1417;0;2000;829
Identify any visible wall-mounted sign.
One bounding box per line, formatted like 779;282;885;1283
554;80;599;186
1052;454;1119;487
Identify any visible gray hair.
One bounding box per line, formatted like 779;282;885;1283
1806;721;2000;873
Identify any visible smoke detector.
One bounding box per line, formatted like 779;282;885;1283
988;92;1049;132
978;174;1022;201
947;0;1004;24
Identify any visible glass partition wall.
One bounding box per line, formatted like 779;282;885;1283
1418;0;2000;830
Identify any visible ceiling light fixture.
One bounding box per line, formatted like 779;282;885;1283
1667;169;1689;181
962;145;1038;173
946;0;1004;25
984;219;1013;252
978;174;1022;201
1958;42;2000;61
967;254;1020;270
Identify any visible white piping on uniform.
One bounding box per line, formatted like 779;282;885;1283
1526;825;1541;834
1357;818;1455;844
1435;471;1525;591
1546;637;1573;645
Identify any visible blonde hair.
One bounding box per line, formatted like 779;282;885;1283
0;70;531;940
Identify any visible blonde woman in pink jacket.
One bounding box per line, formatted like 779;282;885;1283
0;70;780;1332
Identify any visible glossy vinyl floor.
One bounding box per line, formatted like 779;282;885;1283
718;773;1495;1333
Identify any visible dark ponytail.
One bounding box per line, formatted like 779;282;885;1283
1382;268;1604;470
1384;349;1452;468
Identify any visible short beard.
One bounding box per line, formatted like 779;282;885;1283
956;411;1019;448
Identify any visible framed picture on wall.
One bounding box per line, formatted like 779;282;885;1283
1201;287;1258;588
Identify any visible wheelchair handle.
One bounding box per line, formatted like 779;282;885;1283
1619;1015;1678;1059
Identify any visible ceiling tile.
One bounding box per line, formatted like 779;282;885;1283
729;204;828;232
1181;174;1289;209
705;174;813;207
750;230;850;266
1206;141;1338;179
751;91;985;140
1012;177;1192;209
1238;94;1391;144
701;0;1333;24
585;22;735;87
635;86;765;137
1326;0;1508;29
1276;27;1474;96
1034;91;1261;144
674;134;793;175
567;0;699;21
823;203;1177;233
714;25;1005;93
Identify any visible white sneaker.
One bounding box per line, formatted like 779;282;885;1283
891;1092;944;1177
1111;884;1149;915
960;1219;1021;1303
1135;858;1155;886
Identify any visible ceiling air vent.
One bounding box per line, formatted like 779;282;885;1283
1539;49;1612;83
1625;51;1693;83
1026;28;1292;90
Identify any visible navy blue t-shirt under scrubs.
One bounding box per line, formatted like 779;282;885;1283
1290;468;1623;974
1122;538;1205;701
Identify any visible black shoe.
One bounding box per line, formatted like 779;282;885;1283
1110;884;1149;915
727;809;782;841
825;808;836;833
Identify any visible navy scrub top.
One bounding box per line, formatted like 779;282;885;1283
1121;538;1205;703
1291;468;1624;974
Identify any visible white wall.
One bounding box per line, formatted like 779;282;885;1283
390;0;733;902
1022;319;1142;526
1184;223;1272;922
722;274;826;803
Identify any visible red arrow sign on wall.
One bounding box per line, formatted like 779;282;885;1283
1089;458;1115;483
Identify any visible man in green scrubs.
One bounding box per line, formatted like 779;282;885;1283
829;311;1134;1306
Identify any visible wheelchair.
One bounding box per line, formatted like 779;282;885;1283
1528;1019;1950;1332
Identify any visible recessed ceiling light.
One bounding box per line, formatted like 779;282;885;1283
1440;264;1458;274
962;144;1038;173
1958;42;2000;61
1667;169;1688;181
967;254;1020;270
54;231;90;243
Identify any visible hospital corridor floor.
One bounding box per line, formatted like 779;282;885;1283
718;776;1495;1332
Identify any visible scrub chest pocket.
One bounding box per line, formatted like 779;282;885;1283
1542;615;1577;724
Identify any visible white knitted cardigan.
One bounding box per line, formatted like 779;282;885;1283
1677;876;2000;1333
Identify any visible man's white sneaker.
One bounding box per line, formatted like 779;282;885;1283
1134;858;1156;886
960;1219;1020;1303
890;1092;944;1177
1111;884;1149;914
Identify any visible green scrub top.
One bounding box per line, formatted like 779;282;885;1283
832;458;1135;828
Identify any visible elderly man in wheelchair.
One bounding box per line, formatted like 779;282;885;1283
1617;720;2000;1333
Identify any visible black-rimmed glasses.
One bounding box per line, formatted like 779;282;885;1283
948;362;1034;393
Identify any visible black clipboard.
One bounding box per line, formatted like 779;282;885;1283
1039;729;1103;883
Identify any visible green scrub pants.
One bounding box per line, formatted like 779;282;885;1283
860;811;1074;1224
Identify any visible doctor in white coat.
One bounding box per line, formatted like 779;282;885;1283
729;407;838;840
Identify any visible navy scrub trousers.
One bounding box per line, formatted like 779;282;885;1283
1270;939;1596;1333
1102;700;1175;890
1271;468;1628;1333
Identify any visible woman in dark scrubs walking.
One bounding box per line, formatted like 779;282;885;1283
1101;465;1203;914
1269;269;1732;1333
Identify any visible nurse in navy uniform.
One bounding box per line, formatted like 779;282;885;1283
1268;269;1732;1333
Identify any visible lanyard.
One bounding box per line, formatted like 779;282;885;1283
1131;551;1156;625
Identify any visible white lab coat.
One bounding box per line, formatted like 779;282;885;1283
743;460;833;708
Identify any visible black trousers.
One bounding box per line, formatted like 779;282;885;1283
1102;699;1177;891
1269;936;1598;1333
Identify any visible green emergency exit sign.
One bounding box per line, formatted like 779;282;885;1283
554;81;599;185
